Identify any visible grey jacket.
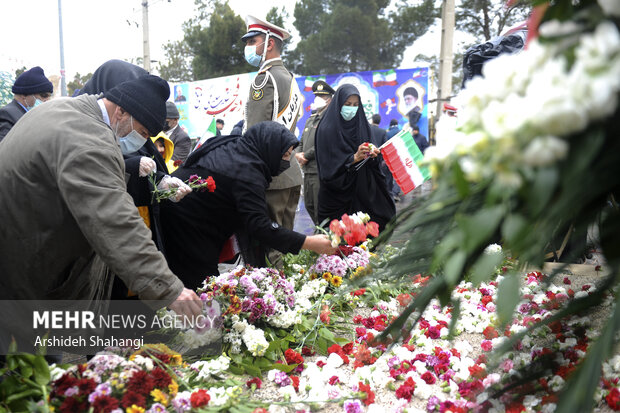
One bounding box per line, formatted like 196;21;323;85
0;95;183;306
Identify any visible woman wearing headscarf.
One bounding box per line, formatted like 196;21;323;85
315;84;395;231
159;121;336;290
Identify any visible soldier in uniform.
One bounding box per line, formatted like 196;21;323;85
295;80;335;225
241;15;303;232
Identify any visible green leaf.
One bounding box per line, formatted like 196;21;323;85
5;388;42;403
444;251;466;287
452;161;470;198
502;213;528;248
32;356;50;386
496;272;520;328
316;337;328;355
447;300;461;339
228;364;244;375
470;251;504;286
270;363;297;373
319;328;335;343
456;205;504;253
241;362;261;378
229;353;243;365
528;167;559;216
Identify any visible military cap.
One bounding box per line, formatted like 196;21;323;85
241;15;291;42
312;80;335;96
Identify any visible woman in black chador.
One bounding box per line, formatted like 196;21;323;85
159;121;335;290
315;84;395;231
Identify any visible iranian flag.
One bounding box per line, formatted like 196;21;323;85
380;130;431;194
192;116;218;151
372;69;398;87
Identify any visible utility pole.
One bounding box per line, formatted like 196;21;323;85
142;1;151;72
437;0;455;119
57;0;67;96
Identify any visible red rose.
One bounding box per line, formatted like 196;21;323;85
190;389;211;408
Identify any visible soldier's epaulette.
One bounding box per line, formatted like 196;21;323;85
258;65;273;74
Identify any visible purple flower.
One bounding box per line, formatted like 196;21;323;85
274;371;291;386
426;355;440;367
344;399;363;413
426;396;441;412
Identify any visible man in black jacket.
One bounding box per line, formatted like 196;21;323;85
0;67;53;142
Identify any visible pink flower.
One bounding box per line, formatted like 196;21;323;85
481;340;493;352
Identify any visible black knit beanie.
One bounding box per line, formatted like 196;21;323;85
104;74;170;136
12;66;53;95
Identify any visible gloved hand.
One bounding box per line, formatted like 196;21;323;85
138;157;157;177
157;175;192;202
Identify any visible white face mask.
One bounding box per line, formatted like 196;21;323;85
115;116;147;154
314;97;328;109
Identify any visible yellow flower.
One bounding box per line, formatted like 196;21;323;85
310;272;318;280
150;388;169;406
322;272;333;282
168;380;179;397
126;405;145;413
331;275;343;287
360;244;367;251
299;268;305;274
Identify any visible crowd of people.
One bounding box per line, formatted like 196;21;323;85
0;15;431;357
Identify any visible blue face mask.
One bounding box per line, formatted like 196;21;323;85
119;131;147;154
340;105;358;121
26;98;43;111
116;116;147;154
244;43;264;67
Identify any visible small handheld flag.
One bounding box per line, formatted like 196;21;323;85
380;130;431;194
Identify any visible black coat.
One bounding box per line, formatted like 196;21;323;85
315;85;395;231
159;122;305;290
0;100;27;142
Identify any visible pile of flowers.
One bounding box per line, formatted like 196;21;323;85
327;212;379;247
48;345;235;413
309;246;371;288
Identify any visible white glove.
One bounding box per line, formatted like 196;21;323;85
138;157;157;177
157;175;192;202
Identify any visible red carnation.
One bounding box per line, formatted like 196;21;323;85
358;382;375;406
301;346;315;356
53;373;78;396
121;391;146;409
342;342;354;355
206;176;216;192
396;293;413;307
91;395;120;413
421;371;436;385
316;360;326;368
329;376;340;385
395;378;415;402
290;376;300;392
190;389;211;408
481;295;493;306
246;377;262;389
606;388;620;410
483;326;499;340
284;348;304;365
351;288;366;297
77;377;97;395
